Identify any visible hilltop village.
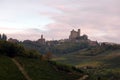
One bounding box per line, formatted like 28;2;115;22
7;29;98;46
0;29;119;55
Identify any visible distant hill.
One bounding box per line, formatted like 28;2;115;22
21;39;99;55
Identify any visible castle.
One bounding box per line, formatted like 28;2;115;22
69;29;80;40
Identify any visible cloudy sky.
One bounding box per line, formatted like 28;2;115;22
0;0;120;43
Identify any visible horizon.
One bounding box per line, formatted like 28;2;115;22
0;0;120;43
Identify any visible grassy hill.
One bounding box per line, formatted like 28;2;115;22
0;56;26;80
0;40;120;80
0;55;84;80
15;56;83;80
0;40;85;80
52;44;120;80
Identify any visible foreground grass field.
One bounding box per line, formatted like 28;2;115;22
0;55;83;80
0;56;26;80
15;57;82;80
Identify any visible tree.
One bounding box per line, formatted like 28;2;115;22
0;34;7;41
0;41;26;57
44;52;52;60
0;34;1;40
81;34;88;40
6;43;18;57
2;34;7;41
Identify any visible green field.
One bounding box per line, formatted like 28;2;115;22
15;57;82;80
53;49;120;68
0;40;84;80
0;56;26;80
0;40;120;80
52;49;120;80
0;55;84;80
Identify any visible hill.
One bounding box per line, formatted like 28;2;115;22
0;40;84;80
0;56;26;80
0;55;84;80
52;43;120;80
15;57;84;80
53;43;120;67
0;39;120;80
22;39;97;56
21;39;120;79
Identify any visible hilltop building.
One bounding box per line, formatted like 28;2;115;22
68;29;90;42
37;35;45;44
69;29;80;40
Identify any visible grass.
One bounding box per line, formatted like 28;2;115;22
53;49;120;67
0;55;83;80
86;68;120;80
52;49;120;80
76;61;102;68
52;57;67;61
15;56;82;80
0;56;26;80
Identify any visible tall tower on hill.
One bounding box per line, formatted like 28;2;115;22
69;29;80;40
78;29;80;37
37;34;45;44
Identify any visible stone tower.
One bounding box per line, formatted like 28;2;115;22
69;29;80;40
78;29;80;37
37;34;45;44
41;35;43;39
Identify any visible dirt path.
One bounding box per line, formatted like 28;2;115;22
11;58;32;80
77;75;89;80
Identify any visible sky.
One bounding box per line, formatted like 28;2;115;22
0;0;120;43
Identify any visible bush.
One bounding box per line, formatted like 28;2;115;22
48;61;84;73
24;49;41;58
0;41;41;58
0;41;19;57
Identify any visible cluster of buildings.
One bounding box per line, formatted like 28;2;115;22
7;29;98;46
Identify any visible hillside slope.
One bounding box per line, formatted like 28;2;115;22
53;45;120;68
52;46;120;80
0;40;85;80
0;56;26;80
15;56;83;80
0;55;84;80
